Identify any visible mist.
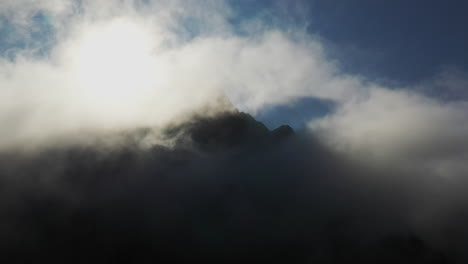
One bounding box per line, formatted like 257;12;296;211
1;111;464;263
1;0;468;263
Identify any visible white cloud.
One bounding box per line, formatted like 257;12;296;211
1;0;468;179
0;0;345;149
310;85;468;178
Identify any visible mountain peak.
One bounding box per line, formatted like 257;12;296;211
166;111;294;151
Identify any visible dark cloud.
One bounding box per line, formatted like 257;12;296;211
0;110;466;263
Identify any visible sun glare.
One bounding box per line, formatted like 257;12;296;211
70;19;157;113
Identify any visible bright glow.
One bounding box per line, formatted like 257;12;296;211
69;19;157;116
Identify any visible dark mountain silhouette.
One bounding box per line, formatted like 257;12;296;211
166;111;293;151
0;111;455;263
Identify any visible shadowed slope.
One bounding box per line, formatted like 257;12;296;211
0;111;453;264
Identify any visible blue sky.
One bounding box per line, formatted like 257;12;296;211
2;0;467;85
305;0;468;83
231;0;468;84
227;0;468;128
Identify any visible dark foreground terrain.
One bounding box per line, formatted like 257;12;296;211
0;111;459;263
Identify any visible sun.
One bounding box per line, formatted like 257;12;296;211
69;18;157;113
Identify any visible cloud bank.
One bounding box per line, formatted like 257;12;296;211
0;0;360;148
0;1;466;175
0;111;461;263
1;1;468;262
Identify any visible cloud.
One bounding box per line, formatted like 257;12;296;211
0;0;360;150
0;0;72;20
309;79;468;178
2;1;468;261
0;0;234;148
0;0;467;179
0;111;460;263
